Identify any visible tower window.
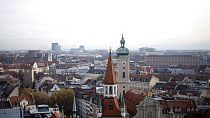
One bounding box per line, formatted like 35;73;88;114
114;86;116;94
105;86;108;94
109;105;113;110
109;86;113;94
122;72;125;78
148;111;152;118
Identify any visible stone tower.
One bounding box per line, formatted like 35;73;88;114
116;34;130;96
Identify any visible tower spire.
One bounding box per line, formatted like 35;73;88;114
121;95;126;117
120;34;125;48
103;50;117;85
72;95;77;118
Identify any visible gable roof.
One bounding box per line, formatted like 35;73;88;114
0;101;11;109
102;98;121;117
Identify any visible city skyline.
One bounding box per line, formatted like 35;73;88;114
1;0;210;50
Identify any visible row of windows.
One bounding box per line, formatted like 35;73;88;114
105;86;116;95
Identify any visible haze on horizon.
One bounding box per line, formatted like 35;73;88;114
1;0;210;51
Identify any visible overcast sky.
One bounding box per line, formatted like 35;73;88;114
0;0;210;50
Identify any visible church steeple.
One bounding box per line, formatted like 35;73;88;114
120;34;125;48
101;48;121;117
117;34;129;56
103;50;117;85
121;96;126;117
96;95;102;117
103;49;117;98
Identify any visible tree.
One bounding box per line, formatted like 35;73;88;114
52;89;75;115
33;91;48;105
19;88;32;96
48;93;57;106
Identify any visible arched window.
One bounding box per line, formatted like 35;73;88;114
109;86;113;94
114;86;116;94
105;86;108;94
122;72;125;78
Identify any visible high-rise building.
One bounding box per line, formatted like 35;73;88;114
51;43;61;52
116;34;130;96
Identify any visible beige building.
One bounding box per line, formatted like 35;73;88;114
129;74;159;91
134;97;197;118
116;34;130;96
134;97;161;118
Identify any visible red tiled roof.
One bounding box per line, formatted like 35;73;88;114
102;98;121;117
124;90;146;117
103;53;117;85
9;95;34;107
130;74;153;79
162;100;197;113
51;111;62;118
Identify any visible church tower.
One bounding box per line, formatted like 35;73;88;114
116;34;130;96
100;50;122;117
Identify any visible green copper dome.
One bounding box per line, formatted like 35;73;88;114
116;34;129;55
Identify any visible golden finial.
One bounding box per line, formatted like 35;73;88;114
147;89;153;97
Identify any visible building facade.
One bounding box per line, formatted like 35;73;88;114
145;55;199;67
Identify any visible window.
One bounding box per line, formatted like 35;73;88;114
148;111;152;118
122;72;125;78
109;105;113;110
114;86;116;94
109;86;113;94
105;86;108;94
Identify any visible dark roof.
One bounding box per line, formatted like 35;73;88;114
0;101;11;109
153;82;166;90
